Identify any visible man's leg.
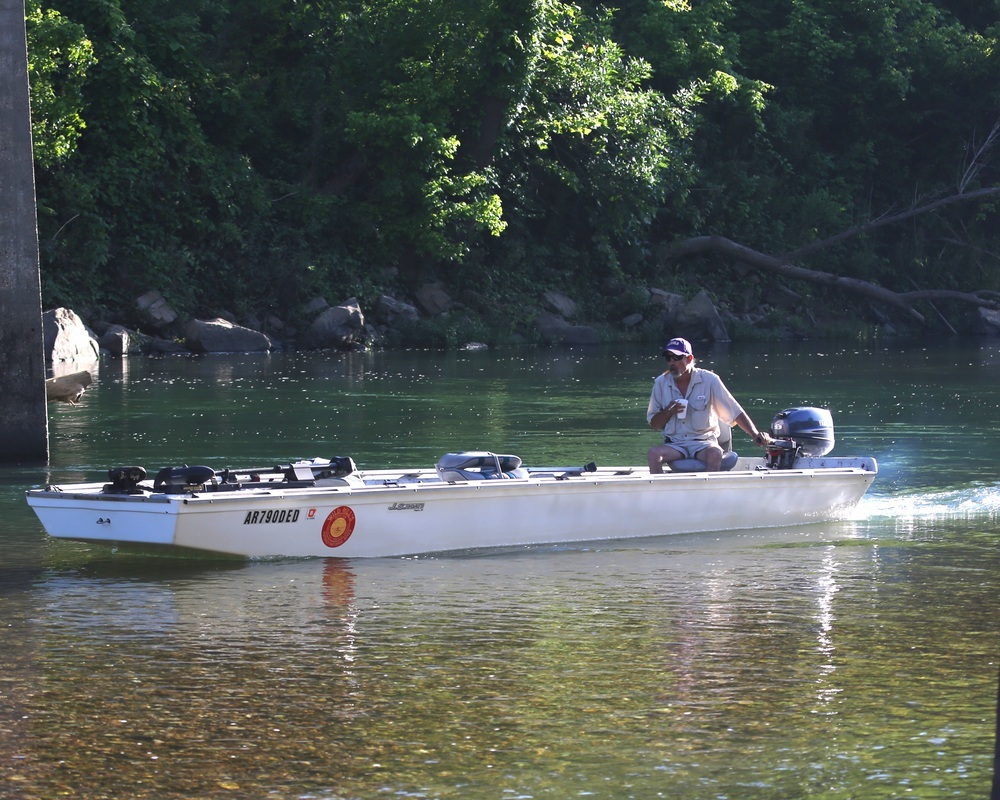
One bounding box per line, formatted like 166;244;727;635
648;444;684;473
696;443;724;472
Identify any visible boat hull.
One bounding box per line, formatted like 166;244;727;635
26;457;877;558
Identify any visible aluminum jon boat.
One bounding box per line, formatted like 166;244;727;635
26;408;877;559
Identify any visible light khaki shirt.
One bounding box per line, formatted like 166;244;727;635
646;367;745;443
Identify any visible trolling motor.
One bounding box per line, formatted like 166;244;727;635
766;407;836;469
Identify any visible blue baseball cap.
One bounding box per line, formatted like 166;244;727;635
663;337;692;356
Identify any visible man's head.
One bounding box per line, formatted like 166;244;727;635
663;337;692;358
663;337;693;374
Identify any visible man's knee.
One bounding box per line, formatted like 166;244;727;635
700;446;723;471
648;444;679;473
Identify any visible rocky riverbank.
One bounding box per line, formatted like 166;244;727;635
42;280;1000;365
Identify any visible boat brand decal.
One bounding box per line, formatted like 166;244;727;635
307;508;317;519
322;506;356;548
388;502;425;512
243;509;300;525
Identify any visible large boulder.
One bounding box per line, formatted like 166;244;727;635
98;324;146;357
185;318;273;353
543;290;578;319
374;295;420;327
646;288;686;333
42;307;99;364
303;296;330;316
978;307;1000;336
648;289;685;319
302;298;367;350
135;290;178;333
675;290;731;342
534;313;602;345
414;283;453;316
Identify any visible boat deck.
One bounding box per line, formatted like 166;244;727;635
29;455;878;502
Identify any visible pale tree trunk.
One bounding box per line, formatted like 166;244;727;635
0;0;49;462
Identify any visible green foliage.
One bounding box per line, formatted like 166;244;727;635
25;0;94;167
499;2;689;244
688;0;1000;273
24;0;1000;332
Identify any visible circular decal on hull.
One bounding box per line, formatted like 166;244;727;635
322;506;356;548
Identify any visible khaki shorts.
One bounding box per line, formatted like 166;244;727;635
661;438;715;460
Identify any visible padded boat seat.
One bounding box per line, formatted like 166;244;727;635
666;423;738;472
436;451;526;481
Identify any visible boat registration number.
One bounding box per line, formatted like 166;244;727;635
243;509;301;525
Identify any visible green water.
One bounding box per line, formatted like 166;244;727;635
1;341;998;799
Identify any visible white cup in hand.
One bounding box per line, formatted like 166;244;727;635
675;398;688;419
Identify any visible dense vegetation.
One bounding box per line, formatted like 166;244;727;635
25;0;1000;342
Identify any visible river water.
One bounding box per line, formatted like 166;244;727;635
1;341;998;799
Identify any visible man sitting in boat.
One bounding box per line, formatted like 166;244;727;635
646;337;771;472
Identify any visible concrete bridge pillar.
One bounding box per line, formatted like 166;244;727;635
0;0;49;463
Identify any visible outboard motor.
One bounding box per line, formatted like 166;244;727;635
765;438;800;470
767;407;835;468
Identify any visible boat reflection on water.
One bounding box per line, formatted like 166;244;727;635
37;522;874;646
321;557;357;608
17;517;996;800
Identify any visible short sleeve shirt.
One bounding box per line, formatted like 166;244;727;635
646;367;745;443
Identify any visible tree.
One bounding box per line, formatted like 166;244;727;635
651;0;1000;326
24;0;1000;333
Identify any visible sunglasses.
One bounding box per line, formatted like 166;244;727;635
665;353;688;362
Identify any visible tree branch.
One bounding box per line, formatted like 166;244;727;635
782;185;1000;261
666;184;1000;324
669;234;1000;323
671;235;923;322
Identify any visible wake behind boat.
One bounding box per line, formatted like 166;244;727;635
26;407;877;559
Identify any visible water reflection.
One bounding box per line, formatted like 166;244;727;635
15;523;993;798
813;547;840;709
5;343;1000;799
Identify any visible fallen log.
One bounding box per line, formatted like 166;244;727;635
45;370;92;404
669;234;1000;324
666;186;1000;324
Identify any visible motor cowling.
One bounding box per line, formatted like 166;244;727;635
769;407;835;457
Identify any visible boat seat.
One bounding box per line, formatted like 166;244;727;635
436;451;526;482
667;423;738;473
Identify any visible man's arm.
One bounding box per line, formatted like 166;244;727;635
647;376;684;430
733;411;771;446
649;406;677;431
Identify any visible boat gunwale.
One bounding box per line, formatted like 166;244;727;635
26;461;877;507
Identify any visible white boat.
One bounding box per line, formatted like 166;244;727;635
26;409;877;558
